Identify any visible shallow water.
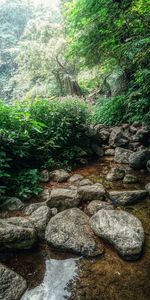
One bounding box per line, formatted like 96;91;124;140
1;158;150;300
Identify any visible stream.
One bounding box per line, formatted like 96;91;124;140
1;158;150;300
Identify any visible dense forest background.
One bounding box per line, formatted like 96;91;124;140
0;0;150;199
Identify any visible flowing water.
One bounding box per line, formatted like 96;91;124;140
1;158;150;300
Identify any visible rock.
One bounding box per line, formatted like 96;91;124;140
129;150;150;169
114;147;134;164
0;263;27;300
109;127;129;148
29;206;52;240
129;126;137;134
132;129;150;145
105;149;115;156
98;129;110;143
90;209;144;259
79;179;92;186
45;208;103;257
49;169;69;183
40;170;50;182
106;167;125;181
123;174;138;184
78;183;105;201
39;188;50;201
91;144;104;157
68;174;84;183
0;197;24;211
145;183;150;195
87;201;114;216
109;190;148;205
0;217;37;249
25;202;46;215
47;188;80;211
129;142;140;151
146;160;150;172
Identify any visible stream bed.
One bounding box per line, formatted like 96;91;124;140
1;158;150;300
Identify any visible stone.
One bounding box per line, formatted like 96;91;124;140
39;188;50;201
106;167;125;181
114;147;134;164
79;179;92;186
90;209;144;259
25;202;46;215
129;150;150;170
105;149;115;156
49;169;69;183
98;129;110;143
47;188;80;211
129;126;138;134
146;160;150;172
40;170;50;182
109;127;129;148
45;208;103;257
91;144;104;157
87;200;114;216
0;217;37;249
132;129;150;145
29;206;52;240
68;174;84;183
145;183;150;195
123;174;138;184
129;142;140;151
0;197;24;211
78;183;105;201
109;190;148;205
0;263;27;300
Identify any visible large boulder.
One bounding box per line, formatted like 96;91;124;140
78;183;105;201
109;127;129;148
0;197;24;211
29;206;52;240
114;147;134;164
87;200;114;216
68;174;84;183
106;167;125;181
0;263;27;300
109;190;148;205
0;217;37;249
90;209;144;259
45;208;103;257
46;188;80;211
123;174;138;184
146;160;150;172
145;183;150;195
49;169;69;183
129;150;150;169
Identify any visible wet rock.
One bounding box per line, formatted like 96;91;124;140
129;150;150;170
79;179;92;186
49;169;69;183
109;190;148;205
0;217;37;249
46;188;80;211
90;209;144;259
146;160;150;172
0;197;24;211
0;263;27;300
68;174;84;183
123;174;138;184
109;127;129;148
45;208;103;257
106;167;125;181
87;200;114;216
40;170;50;182
114;147;134;164
105;149;115;156
78;183;105;201
30;206;52;240
91;144;104;157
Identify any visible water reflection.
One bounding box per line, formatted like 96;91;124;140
21;258;78;300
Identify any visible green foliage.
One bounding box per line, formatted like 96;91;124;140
0;97;89;198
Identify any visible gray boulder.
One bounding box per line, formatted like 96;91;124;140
0;197;24;211
29;206;52;240
105;149;115;156
145;183;150;195
129;150;150;169
25;202;57;216
106;167;125;181
114;147;134;164
45;208;103;257
78;183;105;201
146;160;150;172
49;169;69;183
68;174;84;183
123;174;138;184
109;127;129;148
90;209;144;259
0;217;37;249
78;179;92;186
109;190;148;205
0;263;27;300
39;188;50;201
87;200;114;216
47;188;80;211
